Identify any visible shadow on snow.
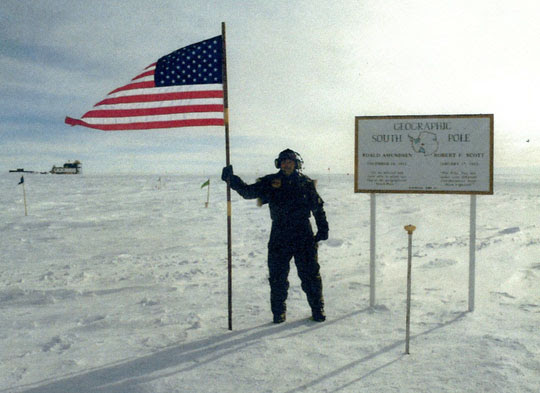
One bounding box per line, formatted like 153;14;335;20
6;310;467;393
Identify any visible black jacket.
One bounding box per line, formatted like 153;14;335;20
229;171;329;235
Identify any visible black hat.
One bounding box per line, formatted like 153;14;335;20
274;149;303;170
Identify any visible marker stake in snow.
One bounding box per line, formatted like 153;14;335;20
18;176;28;216
404;224;416;355
201;179;210;208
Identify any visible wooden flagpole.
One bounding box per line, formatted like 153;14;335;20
222;21;233;331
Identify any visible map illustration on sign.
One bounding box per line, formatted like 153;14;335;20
408;131;439;156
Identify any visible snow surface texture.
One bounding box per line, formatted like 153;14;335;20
1;171;539;393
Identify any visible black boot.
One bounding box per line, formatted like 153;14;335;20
273;312;286;324
311;308;326;322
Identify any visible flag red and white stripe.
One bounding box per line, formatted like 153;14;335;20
66;36;224;131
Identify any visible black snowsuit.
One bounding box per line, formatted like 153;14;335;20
229;170;329;317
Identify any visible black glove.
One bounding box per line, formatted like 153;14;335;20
221;165;233;182
314;231;328;242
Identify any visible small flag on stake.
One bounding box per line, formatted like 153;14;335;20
201;179;210;207
18;176;28;216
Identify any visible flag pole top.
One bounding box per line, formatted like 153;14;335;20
404;225;416;234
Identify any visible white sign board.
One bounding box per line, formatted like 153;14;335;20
355;114;493;194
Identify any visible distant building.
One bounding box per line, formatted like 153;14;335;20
51;160;82;174
9;168;37;173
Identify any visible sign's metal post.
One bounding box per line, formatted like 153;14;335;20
370;193;376;307
469;195;477;312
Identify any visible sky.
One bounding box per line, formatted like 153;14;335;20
1;0;539;175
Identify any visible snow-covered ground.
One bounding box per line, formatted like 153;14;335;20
1;170;539;392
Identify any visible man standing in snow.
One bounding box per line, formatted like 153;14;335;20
221;149;329;323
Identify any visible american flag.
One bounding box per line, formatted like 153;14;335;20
65;36;224;131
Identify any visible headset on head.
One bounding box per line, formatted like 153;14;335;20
274;149;303;171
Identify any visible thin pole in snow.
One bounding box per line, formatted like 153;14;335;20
22;182;28;216
404;224;416;355
19;176;28;216
205;179;210;208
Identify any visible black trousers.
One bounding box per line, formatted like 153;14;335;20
267;222;324;316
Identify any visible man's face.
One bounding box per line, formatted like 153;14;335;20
280;159;296;176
